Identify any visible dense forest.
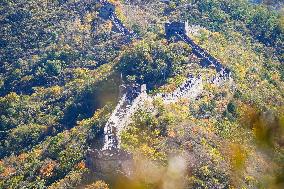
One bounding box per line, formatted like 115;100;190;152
0;0;283;188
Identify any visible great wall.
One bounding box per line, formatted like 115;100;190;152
86;0;232;177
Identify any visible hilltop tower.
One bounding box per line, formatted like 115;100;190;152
99;2;115;19
165;20;190;39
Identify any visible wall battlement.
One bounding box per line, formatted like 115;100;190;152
155;75;203;103
165;21;231;76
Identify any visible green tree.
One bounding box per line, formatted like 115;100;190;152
118;40;191;87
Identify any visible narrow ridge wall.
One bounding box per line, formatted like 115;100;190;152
87;1;233;178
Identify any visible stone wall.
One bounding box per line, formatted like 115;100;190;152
88;9;234;179
155;75;203;104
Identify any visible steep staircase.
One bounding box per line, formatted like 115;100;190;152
177;33;231;75
109;14;137;39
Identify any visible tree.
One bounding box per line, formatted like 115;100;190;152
118;40;191;88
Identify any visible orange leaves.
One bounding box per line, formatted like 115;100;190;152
167;129;176;138
40;161;56;178
75;161;86;170
0;166;16;178
18;153;28;162
85;180;109;189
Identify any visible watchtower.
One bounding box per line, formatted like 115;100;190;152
165;21;190;39
99;2;115;19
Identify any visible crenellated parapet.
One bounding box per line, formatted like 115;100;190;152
155;75;203;103
208;68;233;86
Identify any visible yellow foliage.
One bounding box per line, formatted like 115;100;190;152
140;144;157;160
85;12;96;23
238;102;259;128
108;0;120;6
49;86;62;96
5;92;20;102
20;75;33;82
228;144;247;171
32;149;43;158
85;180;109;189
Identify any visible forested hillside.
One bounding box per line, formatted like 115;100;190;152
0;0;283;188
